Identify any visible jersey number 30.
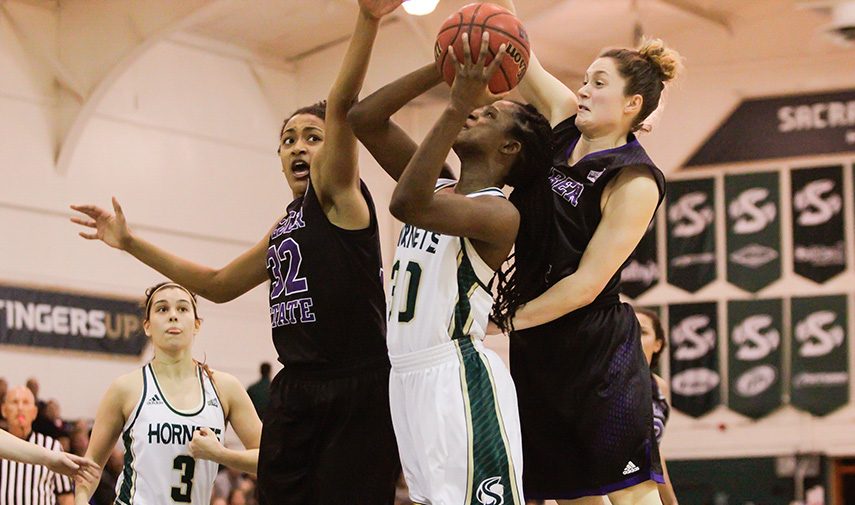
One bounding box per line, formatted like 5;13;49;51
389;260;422;322
171;455;196;502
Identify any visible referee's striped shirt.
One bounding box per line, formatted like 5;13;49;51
0;431;73;505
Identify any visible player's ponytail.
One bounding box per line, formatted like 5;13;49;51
492;102;554;333
600;38;683;132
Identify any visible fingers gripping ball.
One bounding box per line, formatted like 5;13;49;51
435;2;531;93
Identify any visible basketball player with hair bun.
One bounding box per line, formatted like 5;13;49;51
71;2;405;502
74;282;261;505
488;2;682;504
349;30;554;505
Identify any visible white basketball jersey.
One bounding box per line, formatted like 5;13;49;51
386;180;504;355
115;363;226;505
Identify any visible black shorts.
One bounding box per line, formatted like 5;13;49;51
257;362;400;505
509;301;663;499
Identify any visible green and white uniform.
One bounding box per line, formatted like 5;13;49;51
115;363;225;505
387;179;524;505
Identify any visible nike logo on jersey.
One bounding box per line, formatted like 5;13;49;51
147;423;222;446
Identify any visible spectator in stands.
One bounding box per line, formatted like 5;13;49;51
245;363;271;418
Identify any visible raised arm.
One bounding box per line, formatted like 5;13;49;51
188;373;261;475
389;33;518;256
489;0;578;126
70;198;271;303
310;0;402;223
509;166;660;330
348;62;454;181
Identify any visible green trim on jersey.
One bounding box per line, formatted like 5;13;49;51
454;338;521;505
117;367;148;505
148;364;206;417
449;240;488;340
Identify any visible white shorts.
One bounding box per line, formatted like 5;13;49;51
389;337;524;505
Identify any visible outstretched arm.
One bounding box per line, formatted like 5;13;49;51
489;0;578;126
509;166;660;330
348;62;454;181
70;198;271;303
0;431;98;480
311;0;402;226
390;33;518;252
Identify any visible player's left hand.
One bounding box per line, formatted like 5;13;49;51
188;427;223;463
358;0;403;19
449;31;507;112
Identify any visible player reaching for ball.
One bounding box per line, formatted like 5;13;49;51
348;12;553;504
488;1;683;504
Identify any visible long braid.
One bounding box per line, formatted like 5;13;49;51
492;103;554;332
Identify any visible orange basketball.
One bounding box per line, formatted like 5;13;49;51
434;3;531;94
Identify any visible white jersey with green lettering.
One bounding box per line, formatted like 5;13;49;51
386;179;504;355
115;363;225;505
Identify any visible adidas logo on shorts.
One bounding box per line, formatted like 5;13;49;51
146;394;163;405
622;461;640;475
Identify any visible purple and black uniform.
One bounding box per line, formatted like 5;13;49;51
257;181;399;505
510;115;666;500
652;376;670;445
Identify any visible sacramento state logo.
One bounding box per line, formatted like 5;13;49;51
476;476;504;505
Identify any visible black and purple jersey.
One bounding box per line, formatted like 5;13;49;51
265;181;388;372
546;115;666;305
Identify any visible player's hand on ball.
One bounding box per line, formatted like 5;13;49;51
188;427;223;462
449;32;507;112
358;0;402;19
70;196;133;250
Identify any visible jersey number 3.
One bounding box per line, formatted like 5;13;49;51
389;260;422;322
171;455;196;502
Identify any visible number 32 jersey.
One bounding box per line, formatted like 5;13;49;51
386;180;505;355
115;363;225;505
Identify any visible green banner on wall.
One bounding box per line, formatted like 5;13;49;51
727;299;783;419
669;302;720;418
667;179;717;293
725;172;781;292
790;295;849;416
791;166;846;284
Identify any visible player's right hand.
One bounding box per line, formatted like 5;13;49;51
70;197;132;250
45;450;100;480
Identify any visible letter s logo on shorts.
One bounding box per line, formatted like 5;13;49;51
476;476;504;505
668;192;714;238
794;179;842;226
672;315;715;361
796;311;844;358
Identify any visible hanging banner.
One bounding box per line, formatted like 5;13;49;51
668;302;720;418
621;218;659;299
725;172;782;292
667;178;716;293
685;89;855;167
727;299;783;419
791;165;846;283
0;284;146;356
790;295;849;416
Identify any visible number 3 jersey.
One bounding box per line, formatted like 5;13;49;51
115;363;225;505
386;180;504;355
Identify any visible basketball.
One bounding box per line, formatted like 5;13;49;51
434;3;531;94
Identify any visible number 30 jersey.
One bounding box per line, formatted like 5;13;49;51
115;363;225;505
386;180;505;355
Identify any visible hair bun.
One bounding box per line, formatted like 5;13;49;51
637;37;682;82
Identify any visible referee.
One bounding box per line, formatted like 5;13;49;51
1;386;73;505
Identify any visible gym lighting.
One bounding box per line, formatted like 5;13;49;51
403;0;440;16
